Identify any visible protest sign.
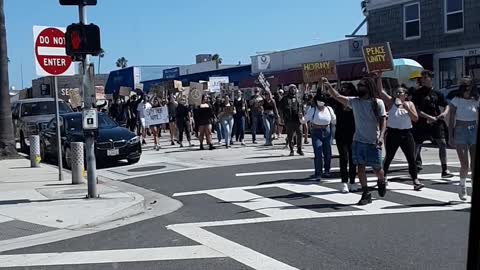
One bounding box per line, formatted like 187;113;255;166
95;86;105;100
119;86;132;97
362;42;394;73
303;60;337;82
189;82;204;106
208;77;229;92
69;88;82;108
258;72;270;92
145;105;169;126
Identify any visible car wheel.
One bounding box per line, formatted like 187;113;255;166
64;147;72;169
127;157;140;165
20;132;29;153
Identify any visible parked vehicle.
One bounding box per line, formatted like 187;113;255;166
11;98;72;152
40;112;142;168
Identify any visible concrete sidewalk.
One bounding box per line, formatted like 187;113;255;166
0;158;145;242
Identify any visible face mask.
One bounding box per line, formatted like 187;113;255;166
317;101;325;107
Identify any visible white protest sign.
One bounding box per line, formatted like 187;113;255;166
145;105;169;126
208;76;229;93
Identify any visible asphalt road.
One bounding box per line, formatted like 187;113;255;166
1;158;471;270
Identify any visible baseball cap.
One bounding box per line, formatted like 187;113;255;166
409;70;422;80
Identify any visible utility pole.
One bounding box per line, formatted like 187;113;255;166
78;4;97;198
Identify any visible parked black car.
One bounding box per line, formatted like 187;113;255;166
40;112;141;168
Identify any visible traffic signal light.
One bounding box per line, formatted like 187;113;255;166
59;0;97;5
65;23;102;58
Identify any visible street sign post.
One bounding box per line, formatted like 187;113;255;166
33;26;75;182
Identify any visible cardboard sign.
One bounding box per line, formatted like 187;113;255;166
189;82;204;106
95;86;105;100
303;60;337;82
69;88;82;108
208;77;229;92
145;105;169;126
258;72;270;91
362;42;394;73
119;86;132;97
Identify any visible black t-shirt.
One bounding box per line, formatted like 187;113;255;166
233;98;246;116
332;100;355;143
280;96;301;123
176;104;191;123
412;87;448;126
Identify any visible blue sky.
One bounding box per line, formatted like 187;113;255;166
5;0;366;89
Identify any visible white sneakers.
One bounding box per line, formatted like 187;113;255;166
349;183;358;192
341;183;349;193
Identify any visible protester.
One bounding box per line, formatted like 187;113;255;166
411;70;454;178
249;88;264;144
219;95;235;148
176;96;194;147
448;77;479;200
126;95;139;133
262;91;279;146
195;95;216;150
150;97;162;150
213;96;225;144
280;84;304;156
136;95;151;145
274;89;285;140
167;95;178;146
326;77;387;205
232;90;247;145
305;93;336;180
332;83;358;193
109;97;127;127
378;82;424;191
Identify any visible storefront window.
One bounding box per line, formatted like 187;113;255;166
439;57;463;89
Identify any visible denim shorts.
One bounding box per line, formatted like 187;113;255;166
455;125;477;145
352;141;382;170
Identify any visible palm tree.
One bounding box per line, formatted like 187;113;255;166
116;57;128;69
212;54;223;64
0;0;17;157
97;49;105;74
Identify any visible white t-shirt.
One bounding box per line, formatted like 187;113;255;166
305;106;336;126
387;104;412;129
450;97;479;121
137;102;152;119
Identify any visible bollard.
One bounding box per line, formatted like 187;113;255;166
71;142;85;184
30;135;41;168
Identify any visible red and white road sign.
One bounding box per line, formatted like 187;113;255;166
33;26;75;76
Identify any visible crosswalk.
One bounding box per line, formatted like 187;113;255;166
173;173;471;227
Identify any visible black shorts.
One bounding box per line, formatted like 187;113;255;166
169;116;176;123
413;122;446;143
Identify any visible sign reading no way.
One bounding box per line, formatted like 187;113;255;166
33;26;75;76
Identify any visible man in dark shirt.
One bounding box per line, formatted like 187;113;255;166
411;70;453;178
175;97;193;147
279;85;304;156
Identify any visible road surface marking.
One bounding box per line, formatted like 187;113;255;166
235;162;460;177
386;181;471;203
169;225;298;270
208;189;318;218
0;215;13;224
0;245;225;268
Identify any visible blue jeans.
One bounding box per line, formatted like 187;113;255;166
311;127;332;177
233;115;245;141
216;121;224;142
263;113;275;145
221;117;234;146
251;112;262;142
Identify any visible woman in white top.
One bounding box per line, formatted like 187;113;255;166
448;77;479;201
305;96;336;181
379;86;424;191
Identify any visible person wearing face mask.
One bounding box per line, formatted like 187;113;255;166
304;95;336;181
249;88;264;144
326;76;387;205
218;95;236;148
137;95;152;145
196;95;216;150
232;90;247;145
176;96;194;147
378;83;424;191
213;96;225;144
126;95;139;133
279;84;304;155
448;77;479;201
332;83;358;193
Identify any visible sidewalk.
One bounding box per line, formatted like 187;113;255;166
0;158;145;244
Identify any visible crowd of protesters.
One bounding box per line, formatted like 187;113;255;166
99;69;477;205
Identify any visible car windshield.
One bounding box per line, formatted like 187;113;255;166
65;114;118;132
21;101;71;117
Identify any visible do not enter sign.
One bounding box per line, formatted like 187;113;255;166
33;26;75;76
